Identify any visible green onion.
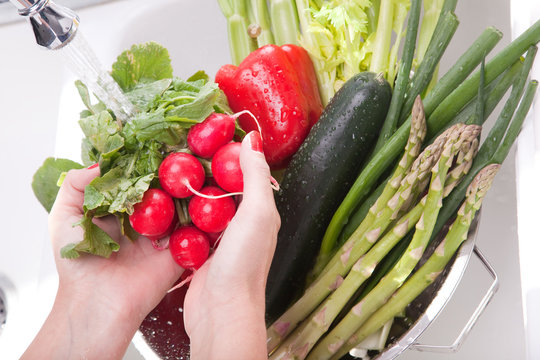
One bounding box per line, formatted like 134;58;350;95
317;21;540;265
399;11;459;125
372;0;422;154
432;51;536;243
492;80;539;163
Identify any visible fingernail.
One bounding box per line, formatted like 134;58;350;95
88;163;99;169
247;131;263;153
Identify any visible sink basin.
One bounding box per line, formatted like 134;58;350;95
0;0;228;358
0;0;533;359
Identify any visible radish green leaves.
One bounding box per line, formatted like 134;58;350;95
32;42;231;258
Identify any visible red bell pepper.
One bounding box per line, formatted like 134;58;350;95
215;44;323;169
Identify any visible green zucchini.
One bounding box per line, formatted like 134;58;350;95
265;72;392;322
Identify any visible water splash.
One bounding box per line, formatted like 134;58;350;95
59;32;136;122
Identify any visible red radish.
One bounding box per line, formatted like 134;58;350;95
188;186;237;233
129;189;175;237
147;215;178;250
188;113;236;158
211;142;243;193
159;152;205;198
169;226;210;270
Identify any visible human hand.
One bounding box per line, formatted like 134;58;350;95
23;166;183;360
183;131;281;360
49;165;183;320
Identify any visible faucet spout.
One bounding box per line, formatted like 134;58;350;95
9;0;79;50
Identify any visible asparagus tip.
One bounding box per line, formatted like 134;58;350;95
411;96;428;142
467;163;501;198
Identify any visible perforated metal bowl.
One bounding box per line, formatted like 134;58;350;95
355;213;499;360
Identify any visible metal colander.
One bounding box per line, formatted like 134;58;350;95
354;212;499;360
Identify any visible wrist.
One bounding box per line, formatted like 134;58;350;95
23;285;141;360
188;294;267;360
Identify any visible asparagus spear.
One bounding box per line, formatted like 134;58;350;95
270;124;479;359
432;47;538;243
269;199;427;360
356;144;477;304
339;80;537;358
331;164;500;360
266;101;428;352
339;115;480;248
313;96;427;279
308;124;480;360
444;137;479;196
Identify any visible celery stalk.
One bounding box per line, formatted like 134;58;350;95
250;0;275;47
387;0;412;86
217;0;256;65
370;0;394;76
269;0;300;45
416;0;445;66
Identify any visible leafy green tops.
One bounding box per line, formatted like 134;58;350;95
32;42;231;258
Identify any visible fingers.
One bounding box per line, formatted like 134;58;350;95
209;132;280;290
238;131;280;234
239;131;275;208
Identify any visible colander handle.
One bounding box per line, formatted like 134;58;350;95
409;246;499;353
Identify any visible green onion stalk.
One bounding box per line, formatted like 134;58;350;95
372;0;422;154
315;20;540;272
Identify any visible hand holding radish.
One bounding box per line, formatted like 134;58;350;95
23;166;184;359
183;131;281;360
25;131;280;360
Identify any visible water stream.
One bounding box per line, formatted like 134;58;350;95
60;31;136;122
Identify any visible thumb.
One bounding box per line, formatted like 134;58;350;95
50;165;100;219
239;131;275;208
210;132;280;281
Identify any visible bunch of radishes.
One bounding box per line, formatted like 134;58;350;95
128;113;247;271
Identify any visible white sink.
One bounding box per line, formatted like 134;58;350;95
0;0;535;359
0;0;228;358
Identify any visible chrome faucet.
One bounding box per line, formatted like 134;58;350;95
9;0;79;49
7;0;136;122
